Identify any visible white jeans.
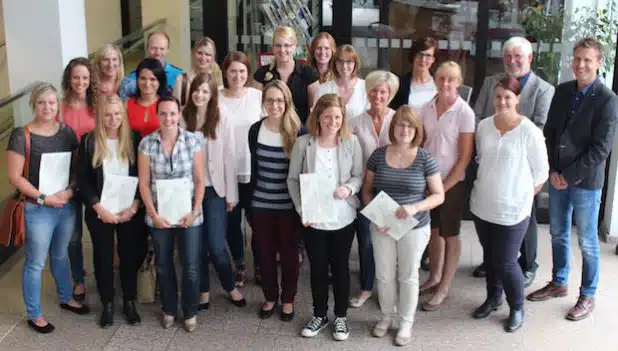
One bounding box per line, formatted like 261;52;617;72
372;224;430;324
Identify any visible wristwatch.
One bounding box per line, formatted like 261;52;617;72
37;194;46;205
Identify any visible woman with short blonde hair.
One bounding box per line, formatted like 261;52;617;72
288;93;364;341
363;105;444;346
314;44;368;121
253;26;319;124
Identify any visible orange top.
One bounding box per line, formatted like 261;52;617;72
60;104;95;142
126;97;159;137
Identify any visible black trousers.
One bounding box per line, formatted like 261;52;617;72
473;215;530;310
303;222;355;318
85;209;147;304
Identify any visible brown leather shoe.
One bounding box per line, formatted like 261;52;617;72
526;282;568;301
566;296;595;321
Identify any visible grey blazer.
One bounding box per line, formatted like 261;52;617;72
287;134;364;216
473;71;555;128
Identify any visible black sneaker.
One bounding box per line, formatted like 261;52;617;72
332;317;350;341
301;315;329;337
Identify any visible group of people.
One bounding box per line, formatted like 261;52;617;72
5;24;617;347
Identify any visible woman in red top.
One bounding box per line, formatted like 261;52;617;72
126;58;168;137
92;43;124;95
60;57;98;301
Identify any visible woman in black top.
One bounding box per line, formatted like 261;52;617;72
253;26;319;124
77;94;144;328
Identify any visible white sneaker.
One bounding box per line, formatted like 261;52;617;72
161;314;174;329
301;316;329;337
184;316;197;332
372;317;392;338
332;317;350;341
395;321;412;346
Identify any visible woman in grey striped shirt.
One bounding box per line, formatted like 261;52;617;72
362;105;444;346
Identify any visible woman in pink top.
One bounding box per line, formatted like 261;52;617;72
60;57;98;301
418;61;475;310
349;70;399;308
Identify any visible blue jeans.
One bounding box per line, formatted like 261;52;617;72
68;199;85;284
151;225;202;319
201;187;236;293
23;202;76;319
356;210;374;291
549;185;601;297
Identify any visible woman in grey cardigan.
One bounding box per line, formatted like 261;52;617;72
287;94;364;342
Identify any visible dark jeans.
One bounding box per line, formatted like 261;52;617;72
226;182;256;267
473;215;530;310
355;210;374;291
201;187;236;293
151;225;202;319
252;210;300;303
478;198;538;274
304;222;356;318
68;199;85;284
85;209;146;303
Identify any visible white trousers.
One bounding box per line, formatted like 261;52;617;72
372;224;430;324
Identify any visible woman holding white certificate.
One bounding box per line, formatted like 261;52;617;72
362;105;444;346
287;93;364;341
181;73;247;310
77;94;143;328
6;83;89;334
137;96;205;332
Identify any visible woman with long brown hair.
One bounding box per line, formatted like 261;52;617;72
309;32;336;83
181;73;247;310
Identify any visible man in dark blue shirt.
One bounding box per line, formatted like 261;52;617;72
527;37;618;322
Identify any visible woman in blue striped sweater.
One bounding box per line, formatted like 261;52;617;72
246;80;303;322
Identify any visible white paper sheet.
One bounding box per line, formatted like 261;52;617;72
300;173;337;224
38;152;72;195
100;174;138;214
361;191;419;241
156;178;192;225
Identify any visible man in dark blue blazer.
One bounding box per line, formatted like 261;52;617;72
527;37;618;322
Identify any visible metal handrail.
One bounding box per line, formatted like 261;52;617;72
0;81;41;110
88;18;167;58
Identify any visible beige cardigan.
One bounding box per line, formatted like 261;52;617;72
287;134;364;216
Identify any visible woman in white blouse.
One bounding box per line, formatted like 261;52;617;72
218;51;263;287
470;76;548;333
348;70;399;308
180;73;247;312
287;94;364;341
314;44;368;120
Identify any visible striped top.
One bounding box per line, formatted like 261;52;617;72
251;125;293;211
366;146;440;228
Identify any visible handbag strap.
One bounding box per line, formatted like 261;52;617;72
20;126;31;201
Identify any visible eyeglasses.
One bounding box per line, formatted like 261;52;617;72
274;43;295;50
415;52;434;60
336;59;355;66
265;98;286;106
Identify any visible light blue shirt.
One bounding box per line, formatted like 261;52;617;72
118;61;183;100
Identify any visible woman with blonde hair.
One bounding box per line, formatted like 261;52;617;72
314;44;368;121
363;106;444;346
418;61;475;310
348;70;399;309
77;94;144;328
92;43;125;95
181;72;247;310
61;57;98;302
254;26;319;124
288;94;364;341
6;83;88;333
173;37;223;107
247;80;302;322
309;32;336;83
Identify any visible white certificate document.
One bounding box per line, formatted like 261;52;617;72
39;152;72;195
156;178;192;224
100;174;138;214
300;173;337;224
361;191;419;241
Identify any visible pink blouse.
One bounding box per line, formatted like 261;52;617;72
61;104;96;142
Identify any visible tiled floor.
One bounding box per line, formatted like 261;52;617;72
0;221;617;350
